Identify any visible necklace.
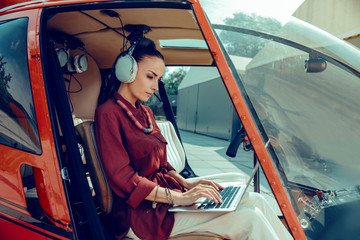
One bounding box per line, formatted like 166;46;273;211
115;99;153;134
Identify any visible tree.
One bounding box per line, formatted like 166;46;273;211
0;55;11;97
219;12;282;58
0;55;12;114
161;67;187;95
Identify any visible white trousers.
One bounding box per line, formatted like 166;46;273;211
127;192;293;240
171;192;293;240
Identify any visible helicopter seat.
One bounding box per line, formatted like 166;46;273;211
75;120;226;239
156;120;246;184
64;50;101;121
70;54;228;239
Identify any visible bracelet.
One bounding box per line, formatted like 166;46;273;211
165;188;170;204
165;188;173;206
168;188;174;206
152;185;159;209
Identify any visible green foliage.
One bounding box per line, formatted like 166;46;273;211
0;55;11;98
224;12;282;33
0;55;13;114
219;12;282;58
161;67;187;95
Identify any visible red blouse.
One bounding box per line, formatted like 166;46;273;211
94;92;183;240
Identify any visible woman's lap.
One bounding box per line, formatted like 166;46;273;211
170;192;293;240
127;193;293;239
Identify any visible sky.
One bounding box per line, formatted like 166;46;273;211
164;0;305;75
200;0;304;24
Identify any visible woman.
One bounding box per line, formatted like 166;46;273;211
94;39;293;240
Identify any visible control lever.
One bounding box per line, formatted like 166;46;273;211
226;127;247;158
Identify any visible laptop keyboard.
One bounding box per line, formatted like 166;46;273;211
198;185;241;209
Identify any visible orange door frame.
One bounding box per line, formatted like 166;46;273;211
190;0;306;239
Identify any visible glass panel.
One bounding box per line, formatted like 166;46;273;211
144;67;188;121
213;15;360;239
0;18;41;154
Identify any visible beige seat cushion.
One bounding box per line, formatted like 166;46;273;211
156;121;245;183
75;121;113;213
157;121;186;172
65;51;101;120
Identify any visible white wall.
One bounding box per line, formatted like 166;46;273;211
293;0;360;47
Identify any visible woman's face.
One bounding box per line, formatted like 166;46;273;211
127;55;165;104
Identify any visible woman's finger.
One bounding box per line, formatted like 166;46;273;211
199;180;224;190
189;185;222;203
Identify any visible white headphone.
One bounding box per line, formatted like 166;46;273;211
56;48;88;74
67;54;88;73
56;48;69;67
113;45;138;83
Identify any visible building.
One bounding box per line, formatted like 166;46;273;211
177;0;360;140
176;56;251;140
293;0;360;48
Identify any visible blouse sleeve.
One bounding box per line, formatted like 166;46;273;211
94;106;156;209
165;162;176;172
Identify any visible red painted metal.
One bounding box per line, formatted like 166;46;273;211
0;7;71;234
0;0;306;239
0;212;70;240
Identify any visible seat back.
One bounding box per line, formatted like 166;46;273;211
66;52;112;212
65;52;101;120
156;121;186;173
75;121;113;213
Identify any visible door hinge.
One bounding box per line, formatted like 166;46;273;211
61;167;70;181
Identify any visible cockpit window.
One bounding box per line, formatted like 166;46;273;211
0;18;41;154
214;20;360;191
212;13;360;239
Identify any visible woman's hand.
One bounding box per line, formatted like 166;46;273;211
172;182;223;206
183;179;223;191
165;171;224;206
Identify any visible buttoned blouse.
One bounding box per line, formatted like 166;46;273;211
94;92;183;240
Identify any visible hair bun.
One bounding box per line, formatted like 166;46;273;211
135;38;156;50
130;37;164;62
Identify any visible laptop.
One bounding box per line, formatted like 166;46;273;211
169;162;260;212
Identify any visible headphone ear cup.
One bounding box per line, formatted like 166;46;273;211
66;56;76;73
74;54;88;73
56;48;69;67
114;54;138;83
66;54;88;73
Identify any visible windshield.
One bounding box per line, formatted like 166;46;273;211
213;20;360;190
202;0;360;238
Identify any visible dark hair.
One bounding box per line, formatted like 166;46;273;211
132;38;164;62
98;38;163;106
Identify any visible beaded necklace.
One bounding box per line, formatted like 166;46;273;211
115;99;154;134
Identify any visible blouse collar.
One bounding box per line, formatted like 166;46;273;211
113;92;140;111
